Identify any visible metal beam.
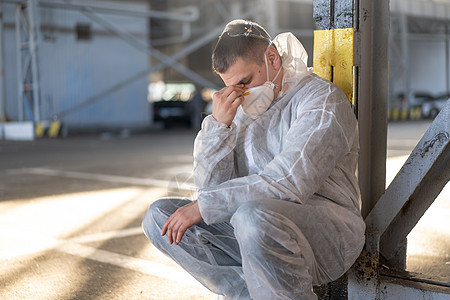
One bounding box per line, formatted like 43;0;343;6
58;0;219;90
3;0;200;22
56;25;227;118
14;0;41;122
366;100;450;259
55;8;257;118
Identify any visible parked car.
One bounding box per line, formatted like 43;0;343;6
410;92;434;107
421;95;449;119
149;82;213;129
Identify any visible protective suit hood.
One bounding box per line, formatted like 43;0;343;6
272;32;313;98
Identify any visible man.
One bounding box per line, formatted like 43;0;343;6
143;20;365;300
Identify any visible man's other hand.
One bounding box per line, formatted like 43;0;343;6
161;201;203;245
212;86;245;127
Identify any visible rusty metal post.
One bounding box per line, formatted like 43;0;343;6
313;0;390;298
347;0;390;299
357;0;389;220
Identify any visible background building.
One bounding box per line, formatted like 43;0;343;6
0;0;449;134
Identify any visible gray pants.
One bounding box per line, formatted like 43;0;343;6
142;198;365;300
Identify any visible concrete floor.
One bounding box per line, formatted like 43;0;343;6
0;120;448;299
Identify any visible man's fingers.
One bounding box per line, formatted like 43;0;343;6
232;95;244;108
167;228;173;244
215;86;243;102
161;213;174;236
227;90;242;104
164;216;181;245
228;87;245;100
159;202;202;246
175;226;187;245
170;219;183;245
161;218;169;236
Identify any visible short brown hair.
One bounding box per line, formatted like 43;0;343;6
212;20;272;74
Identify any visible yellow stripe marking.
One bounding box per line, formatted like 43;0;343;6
313;28;354;104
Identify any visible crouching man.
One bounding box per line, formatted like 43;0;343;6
142;19;365;300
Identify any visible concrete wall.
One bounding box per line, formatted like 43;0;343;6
409;39;448;97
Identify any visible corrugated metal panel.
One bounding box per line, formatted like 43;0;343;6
3;0;151;130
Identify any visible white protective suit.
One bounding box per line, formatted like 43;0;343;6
143;33;366;300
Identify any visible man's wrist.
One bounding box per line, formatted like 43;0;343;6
203;115;234;131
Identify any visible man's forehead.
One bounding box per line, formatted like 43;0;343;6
221;58;259;86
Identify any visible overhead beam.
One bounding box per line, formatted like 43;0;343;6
3;0;200;21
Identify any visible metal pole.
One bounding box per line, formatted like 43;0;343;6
347;1;389;297
446;21;449;95
0;2;6;122
358;0;389;219
27;0;40;122
401;14;410;106
15;4;24;121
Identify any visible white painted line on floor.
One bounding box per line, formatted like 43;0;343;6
7;167;196;191
0;225;63;260
59;242;202;287
0;240;62;261
0;225;202;288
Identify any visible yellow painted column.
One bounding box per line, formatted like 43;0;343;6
313;28;355;105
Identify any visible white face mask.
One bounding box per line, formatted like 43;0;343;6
241;52;282;119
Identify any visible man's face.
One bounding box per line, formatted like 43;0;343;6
219;57;267;90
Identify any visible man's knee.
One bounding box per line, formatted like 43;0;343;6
231;201;307;254
142;199;165;242
231;201;267;242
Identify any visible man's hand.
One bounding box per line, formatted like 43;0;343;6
161;201;203;245
212;86;245;127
